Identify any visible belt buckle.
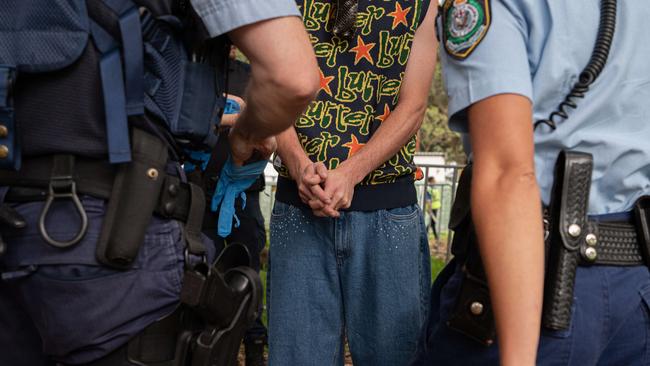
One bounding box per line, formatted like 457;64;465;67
633;196;650;268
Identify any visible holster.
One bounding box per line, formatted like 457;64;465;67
542;151;593;330
83;244;262;366
446;151;595;344
445;165;498;346
181;243;262;366
96;128;169;269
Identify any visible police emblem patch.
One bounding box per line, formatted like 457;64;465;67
442;0;491;60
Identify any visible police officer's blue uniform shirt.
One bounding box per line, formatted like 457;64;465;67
191;0;301;37
441;0;650;215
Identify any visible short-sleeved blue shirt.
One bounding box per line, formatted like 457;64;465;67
441;0;650;215
191;0;301;37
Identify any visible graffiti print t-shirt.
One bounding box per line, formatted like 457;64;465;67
276;0;431;211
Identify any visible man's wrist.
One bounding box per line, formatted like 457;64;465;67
287;156;312;182
338;160;366;185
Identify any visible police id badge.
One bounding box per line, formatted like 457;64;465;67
441;0;491;60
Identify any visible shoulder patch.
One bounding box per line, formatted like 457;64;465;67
441;0;491;60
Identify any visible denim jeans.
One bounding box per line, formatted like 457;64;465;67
0;196;216;365
267;201;431;366
410;260;650;365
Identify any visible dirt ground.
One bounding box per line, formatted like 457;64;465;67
237;346;354;365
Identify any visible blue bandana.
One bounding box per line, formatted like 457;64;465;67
211;157;267;237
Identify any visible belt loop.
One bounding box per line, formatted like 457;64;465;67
184;182;207;260
634;196;650;268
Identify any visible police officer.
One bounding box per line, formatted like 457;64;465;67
411;0;650;365
0;1;318;365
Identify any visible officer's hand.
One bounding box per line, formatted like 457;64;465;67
228;126;277;166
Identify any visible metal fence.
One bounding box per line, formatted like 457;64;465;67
258;163;466;262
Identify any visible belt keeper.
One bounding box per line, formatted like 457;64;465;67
633;196;650;268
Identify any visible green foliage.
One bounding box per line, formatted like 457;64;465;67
418;61;466;164
431;257;447;282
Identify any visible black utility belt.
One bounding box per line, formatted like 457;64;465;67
445;151;650;347
2;160;194;224
557;216;649;267
0;128;207;270
542;151;650;330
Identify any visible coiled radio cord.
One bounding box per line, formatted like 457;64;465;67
535;0;618;131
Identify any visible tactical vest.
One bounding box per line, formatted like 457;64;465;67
0;0;226;170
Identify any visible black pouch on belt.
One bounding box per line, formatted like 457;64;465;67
542;151;593;330
447;244;497;347
96;128;169;269
444;165;497;347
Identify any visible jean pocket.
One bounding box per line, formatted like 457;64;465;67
382;205;420;222
271;201;290;219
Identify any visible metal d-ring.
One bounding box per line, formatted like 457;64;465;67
38;180;88;248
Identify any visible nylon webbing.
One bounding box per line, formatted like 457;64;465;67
185;182;207;255
99;50;132;163
118;7;145;116
88;0;147;164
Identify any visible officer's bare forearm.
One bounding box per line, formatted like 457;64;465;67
338;3;437;182
472;168;543;366
276;127;313;180
229;16;319;140
469;94;543;366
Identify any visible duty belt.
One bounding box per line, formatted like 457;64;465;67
542;151;650;330
550;218;646;266
1;157;194;223
444;152;650;347
0;129;207;269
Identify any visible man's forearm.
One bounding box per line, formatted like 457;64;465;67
338;2;437;183
338;103;426;184
276;126;312;179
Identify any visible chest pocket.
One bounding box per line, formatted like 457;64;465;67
0;0;89;72
0;0;89;171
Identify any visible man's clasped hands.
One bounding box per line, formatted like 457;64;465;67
294;161;358;218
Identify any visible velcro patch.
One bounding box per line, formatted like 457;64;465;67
442;0;491;60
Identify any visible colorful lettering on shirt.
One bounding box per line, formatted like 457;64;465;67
285;0;429;184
